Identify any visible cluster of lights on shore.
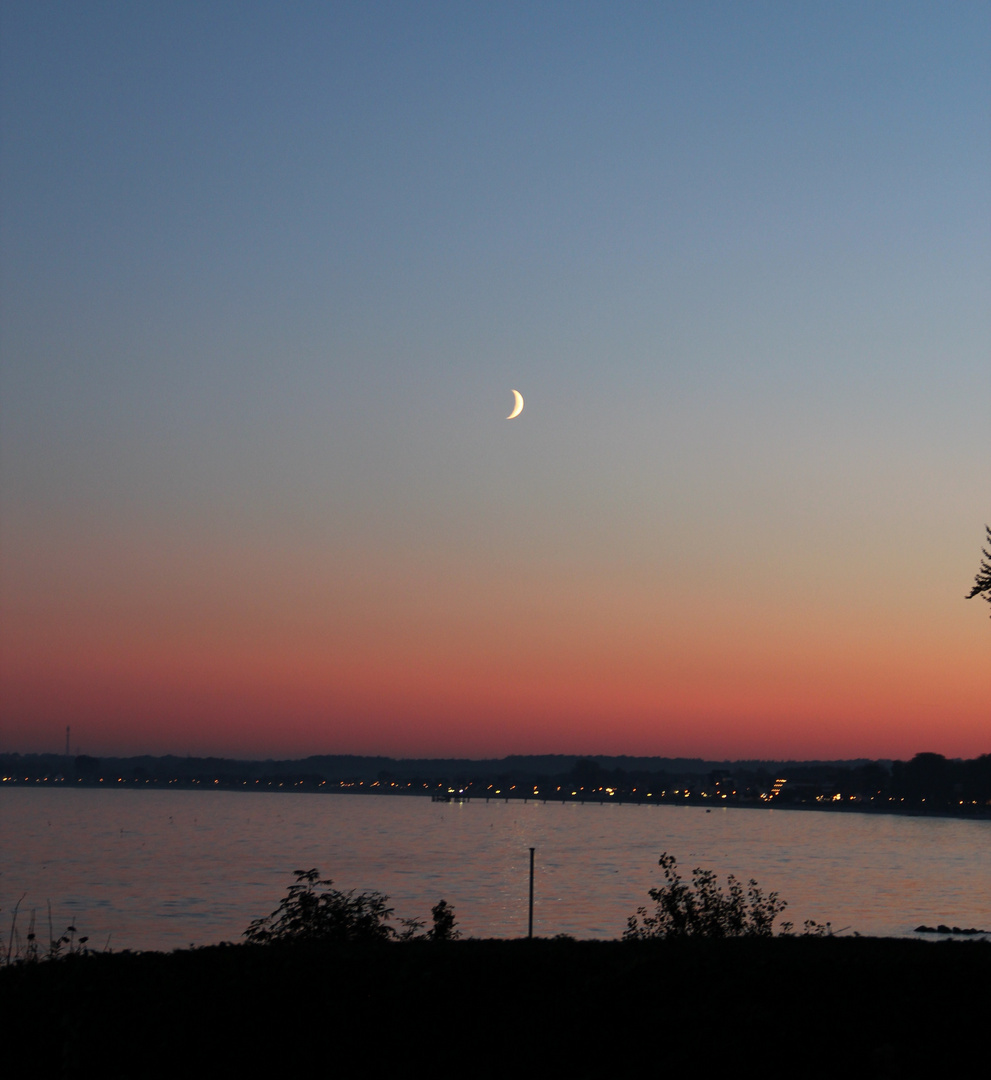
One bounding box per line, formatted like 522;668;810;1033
4;773;985;808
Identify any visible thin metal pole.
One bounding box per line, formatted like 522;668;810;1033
528;847;535;939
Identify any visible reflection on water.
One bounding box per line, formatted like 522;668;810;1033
2;788;989;951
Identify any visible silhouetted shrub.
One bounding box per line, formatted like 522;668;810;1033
244;869;396;944
429;899;459;941
244;869;458;945
624;853;788;939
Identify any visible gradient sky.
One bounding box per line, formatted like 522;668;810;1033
1;1;988;760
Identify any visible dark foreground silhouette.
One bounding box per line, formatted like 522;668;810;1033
5;863;988;1076
3;936;989;1078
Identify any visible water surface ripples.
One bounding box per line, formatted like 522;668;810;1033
3;789;988;950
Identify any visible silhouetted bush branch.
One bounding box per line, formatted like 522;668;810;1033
624;853;790;939
429;899;460;941
966;524;991;616
244;869;457;945
244;869;396;944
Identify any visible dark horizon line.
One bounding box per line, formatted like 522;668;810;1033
8;748;987;771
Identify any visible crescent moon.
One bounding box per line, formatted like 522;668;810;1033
507;389;524;420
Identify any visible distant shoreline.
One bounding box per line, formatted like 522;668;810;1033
5;749;989;820
4;774;989;821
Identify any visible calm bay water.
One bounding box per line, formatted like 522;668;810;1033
2;788;989;952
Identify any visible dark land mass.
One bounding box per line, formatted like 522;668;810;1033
4;749;990;815
2;936;988;1078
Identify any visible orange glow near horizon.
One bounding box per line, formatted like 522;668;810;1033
2;416;988;764
3;572;987;760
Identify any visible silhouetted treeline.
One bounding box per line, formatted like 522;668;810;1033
890;752;991;806
3;750;989;814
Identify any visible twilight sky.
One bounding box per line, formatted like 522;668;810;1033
1;2;988;760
